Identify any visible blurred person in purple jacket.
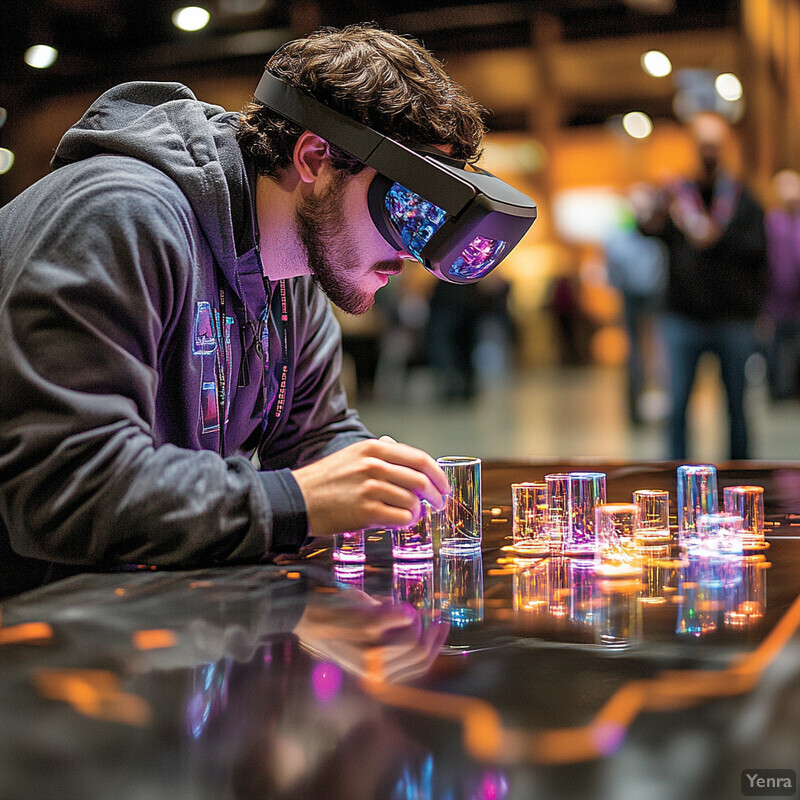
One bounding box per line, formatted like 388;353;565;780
640;112;767;460
763;169;800;400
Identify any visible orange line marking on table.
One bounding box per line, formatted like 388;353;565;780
362;590;800;765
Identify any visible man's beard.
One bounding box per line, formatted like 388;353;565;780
295;173;399;315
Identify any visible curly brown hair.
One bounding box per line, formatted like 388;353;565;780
237;23;486;178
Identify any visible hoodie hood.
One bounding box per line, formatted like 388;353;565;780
52;81;260;306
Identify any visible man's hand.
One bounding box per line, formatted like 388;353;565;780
291;439;449;537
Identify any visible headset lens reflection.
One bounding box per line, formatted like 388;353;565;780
384;183;446;260
449;234;505;280
384;183;507;280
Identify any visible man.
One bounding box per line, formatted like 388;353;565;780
604;183;668;425
641;112;767;460
0;25;530;597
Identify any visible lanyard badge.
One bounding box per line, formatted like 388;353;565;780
257;280;289;431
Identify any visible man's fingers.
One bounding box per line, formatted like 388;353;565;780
365;461;446;511
362;477;420;513
370;440;450;497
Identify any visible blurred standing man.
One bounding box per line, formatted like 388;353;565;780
763;169;800;400
604;183;668;425
641;112;767;460
0;25;534;597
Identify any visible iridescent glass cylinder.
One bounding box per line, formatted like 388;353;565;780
564;471;606;558
333;530;365;562
677;464;718;547
723;485;765;548
511;481;549;555
437;456;482;553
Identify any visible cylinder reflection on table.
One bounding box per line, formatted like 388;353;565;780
595;576;643;649
639;545;672;605
548;556;570;618
333;563;366;592
393;560;436;627
676;555;713;636
513;557;550;615
568;559;596;627
439;546;484;628
726;554;768;627
676;544;744;637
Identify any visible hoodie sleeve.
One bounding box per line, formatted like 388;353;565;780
0;160;306;568
258;277;373;471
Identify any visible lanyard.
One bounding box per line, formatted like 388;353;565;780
257;279;290;433
215;286;229;457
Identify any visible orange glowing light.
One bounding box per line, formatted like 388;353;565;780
133;629;176;650
364;681;504;761
34;669;151;726
0;622;53;646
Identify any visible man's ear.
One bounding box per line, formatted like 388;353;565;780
293;131;330;184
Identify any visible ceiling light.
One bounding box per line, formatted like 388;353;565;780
622;112;653;139
640;50;672;78
0;148;15;175
172;6;211;31
24;45;58;69
715;73;743;102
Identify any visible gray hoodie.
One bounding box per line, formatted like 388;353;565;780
0;81;370;597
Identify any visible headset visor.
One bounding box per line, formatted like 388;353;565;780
253;70;537;283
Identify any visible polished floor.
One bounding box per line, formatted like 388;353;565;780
354;357;800;465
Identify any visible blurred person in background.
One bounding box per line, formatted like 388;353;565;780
762;168;800;400
548;266;590;367
372;271;432;401
473;272;516;387
604;183;668;425
640;112;767;460
425;280;482;400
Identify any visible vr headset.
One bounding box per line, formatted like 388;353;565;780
253;71;537;284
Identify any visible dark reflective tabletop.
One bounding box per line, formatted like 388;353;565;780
2;460;800;800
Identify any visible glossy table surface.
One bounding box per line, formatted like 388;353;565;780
2;460;800;800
